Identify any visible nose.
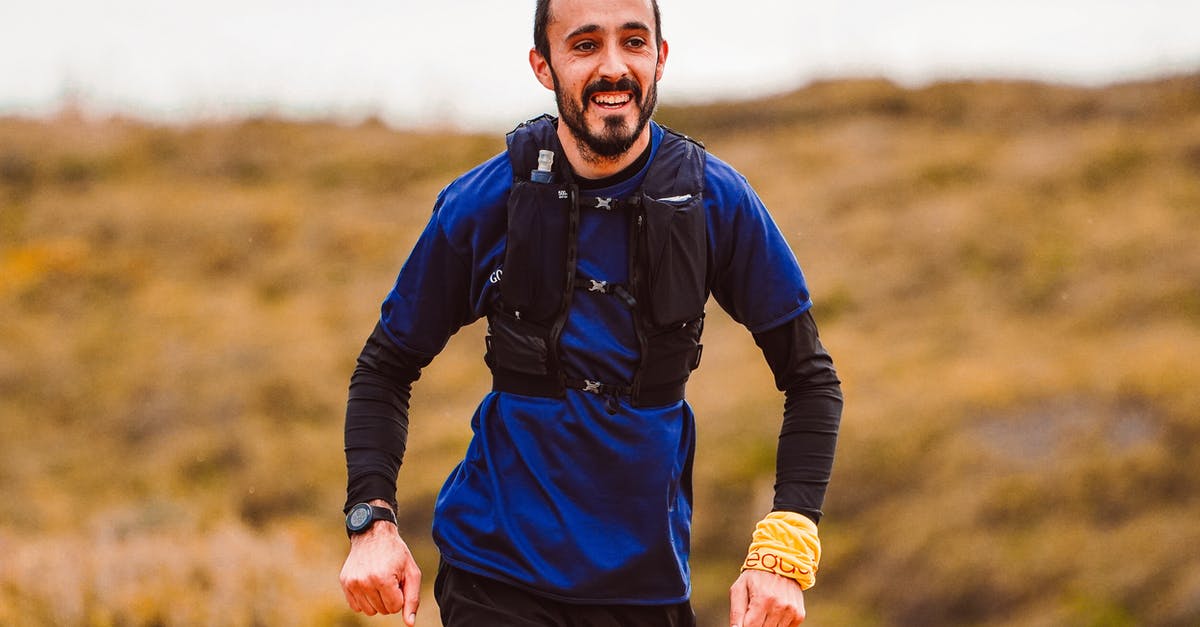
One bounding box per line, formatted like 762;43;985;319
596;41;630;82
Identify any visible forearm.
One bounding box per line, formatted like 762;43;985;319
752;310;843;523
344;322;430;513
773;387;841;522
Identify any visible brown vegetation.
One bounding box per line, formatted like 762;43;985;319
2;74;1198;625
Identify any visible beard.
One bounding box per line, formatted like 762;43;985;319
553;73;658;162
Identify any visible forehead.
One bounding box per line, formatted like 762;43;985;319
547;0;656;38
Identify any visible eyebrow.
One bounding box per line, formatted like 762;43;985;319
565;21;651;41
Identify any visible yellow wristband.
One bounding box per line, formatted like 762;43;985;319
740;511;821;590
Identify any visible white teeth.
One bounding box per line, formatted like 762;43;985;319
593;94;631;105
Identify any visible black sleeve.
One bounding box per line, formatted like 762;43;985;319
343;321;434;513
751;310;843;525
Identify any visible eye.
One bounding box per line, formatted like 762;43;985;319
627;37;647;49
574;40;597;52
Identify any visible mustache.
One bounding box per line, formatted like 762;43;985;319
582;77;642;106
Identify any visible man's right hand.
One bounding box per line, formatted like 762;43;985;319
339;504;421;626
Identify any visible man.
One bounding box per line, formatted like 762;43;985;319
339;1;842;625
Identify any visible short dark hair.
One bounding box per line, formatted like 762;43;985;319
533;0;662;63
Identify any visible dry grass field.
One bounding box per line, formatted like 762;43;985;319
2;74;1198;626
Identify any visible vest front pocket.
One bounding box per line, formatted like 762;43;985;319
485;310;551;376
640;314;704;390
641;195;707;328
501;179;570;322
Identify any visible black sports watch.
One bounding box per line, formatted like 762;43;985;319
345;502;398;537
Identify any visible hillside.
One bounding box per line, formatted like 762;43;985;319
2;74;1198;626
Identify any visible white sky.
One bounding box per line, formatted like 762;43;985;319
2;0;1198;131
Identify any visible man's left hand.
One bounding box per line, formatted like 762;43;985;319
729;569;806;627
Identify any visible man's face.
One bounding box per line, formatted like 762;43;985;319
532;0;667;161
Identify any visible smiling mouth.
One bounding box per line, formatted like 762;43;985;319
591;92;632;109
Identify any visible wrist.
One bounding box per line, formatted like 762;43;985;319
348;518;399;546
345;501;399;538
740;511;822;590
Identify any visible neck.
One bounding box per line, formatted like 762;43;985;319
556;124;652;180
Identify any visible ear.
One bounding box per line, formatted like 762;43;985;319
529;48;556;91
655;39;669;82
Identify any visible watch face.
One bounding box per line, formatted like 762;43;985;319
348;504;372;530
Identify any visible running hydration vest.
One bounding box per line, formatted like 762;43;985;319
485;115;708;409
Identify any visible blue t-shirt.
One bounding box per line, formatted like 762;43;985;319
378;122;812;604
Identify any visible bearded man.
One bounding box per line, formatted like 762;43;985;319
339;1;843;625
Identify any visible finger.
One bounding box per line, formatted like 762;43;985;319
785;605;804;627
763;606;788;627
768;597;793;627
340;567;362;613
791;594;807;626
769;596;802;627
401;561;423;626
378;573;405;615
729;578;749;627
341;581;360;613
369;587;394;615
787;593;806;619
354;589;379;616
774;584;804;627
743;596;768;627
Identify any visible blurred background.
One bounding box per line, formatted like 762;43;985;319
2;1;1198;625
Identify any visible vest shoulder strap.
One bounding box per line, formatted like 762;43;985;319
506;114;563;181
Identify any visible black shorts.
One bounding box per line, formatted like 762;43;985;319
434;559;697;627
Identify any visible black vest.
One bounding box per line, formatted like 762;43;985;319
486;115;708;408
